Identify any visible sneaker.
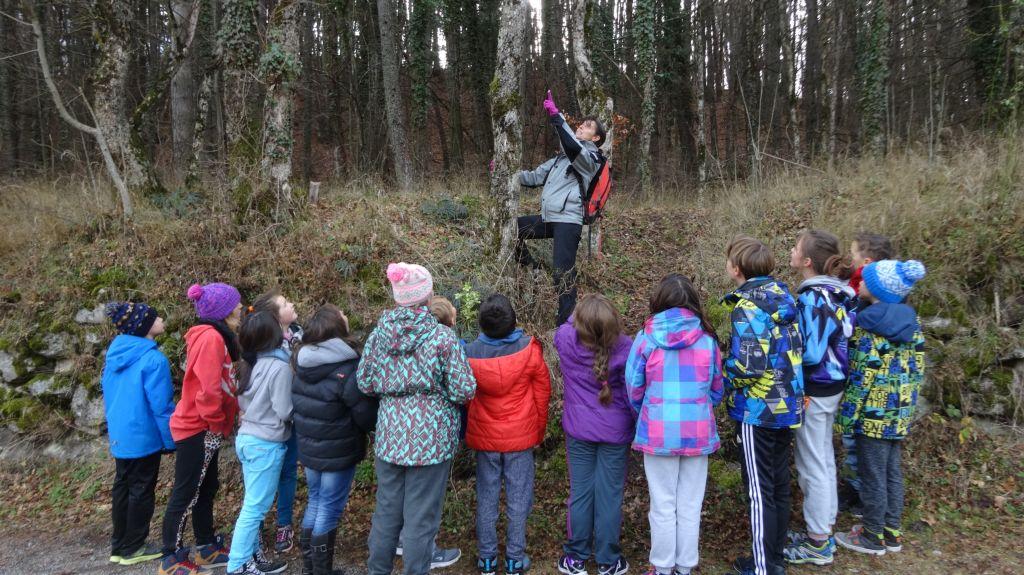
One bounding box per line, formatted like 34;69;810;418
226;558;268;575
731;557;785;575
835;525;886;556
784;536;834;565
639;569;671;575
558;555;588;575
597;557;628;575
194;534;231;568
884;527;903;552
253;546;287;574
275;525;295;553
109;554;122;564
159;549;208;575
119;543;164;565
506;556;531;574
787;531;836;555
430;547;462;570
478;556;498;575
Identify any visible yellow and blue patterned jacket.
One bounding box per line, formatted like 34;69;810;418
836;302;925;440
722;277;804;429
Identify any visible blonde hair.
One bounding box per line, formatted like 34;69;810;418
429;296;457;328
726;235;775;278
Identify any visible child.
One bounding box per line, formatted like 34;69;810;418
835;260;926;556
553;294;634;575
358;263;477;575
224;311;295;575
429;295;458;330
841;232;895;514
721;236;804;575
292;304;379;575
784;231;855;566
464;294;552;575
251;291;302;553
102;302;176;566
159;283;242;575
625;275;723;575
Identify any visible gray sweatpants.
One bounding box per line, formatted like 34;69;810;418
476;449;535;561
856;435;904;535
367;458;453;575
643;454;708;574
794;393;843;537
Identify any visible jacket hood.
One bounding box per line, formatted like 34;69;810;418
856;302;920;343
798;275;856;299
296;338;358;383
376;306;440;355
469;338;539;396
725;277;798;326
105;335;158;374
644;308;704;350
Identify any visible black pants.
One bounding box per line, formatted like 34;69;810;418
515;215;582;325
737;422;793;575
111;451;162;556
857;435;904;535
160;430;222;555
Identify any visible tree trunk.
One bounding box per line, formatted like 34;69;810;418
828;1;843;167
170;0;198;183
803;0;822;156
635;0;655;192
378;0;415;189
0;0;15;172
570;0;614;159
490;0;528;263
695;0;708;184
260;0;301;220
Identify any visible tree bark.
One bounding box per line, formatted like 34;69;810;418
170;0;198;182
377;0;415;189
803;0;822;156
260;0;301;220
490;0;528;263
635;0;655;192
570;0;614;159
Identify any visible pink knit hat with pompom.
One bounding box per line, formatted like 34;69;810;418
386;263;433;307
187;282;241;321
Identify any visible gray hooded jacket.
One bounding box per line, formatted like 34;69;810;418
520;113;602;225
238;348;293;443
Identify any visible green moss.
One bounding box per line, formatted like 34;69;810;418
709;457;742;491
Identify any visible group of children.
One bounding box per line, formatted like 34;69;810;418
99;230;926;575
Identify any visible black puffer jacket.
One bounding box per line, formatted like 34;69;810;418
292;338;378;471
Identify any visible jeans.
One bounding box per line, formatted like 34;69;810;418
737;423;793;575
476;450;535;561
515;215;582;325
842;434;860;492
111;452;162;556
160;430;221;555
564;437;629;565
276;433;299;527
367;459;453;575
227;434;287;571
302;466;357;536
643;454;708;573
856;436;904;535
794;393;843;537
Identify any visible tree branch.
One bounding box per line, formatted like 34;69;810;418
26;3;97;136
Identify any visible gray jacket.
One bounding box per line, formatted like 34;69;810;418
238;348;293;443
520;114;602;225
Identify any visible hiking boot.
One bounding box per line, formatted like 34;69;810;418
194;534;231;568
783;536;834;565
299;528;313;575
275;525;295;553
505;556;531;574
884;527;903;552
557;555;588;575
226;558;268;575
158;549;208;575
119;542;163;565
478;556;498;575
597;557;628;575
253;544;287;574
835;525;886;556
430;546;462;570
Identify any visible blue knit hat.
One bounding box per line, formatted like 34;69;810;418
862;259;926;303
106;302;159;337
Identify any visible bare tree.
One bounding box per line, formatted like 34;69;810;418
260;0;301;220
378;0;415;189
570;0;614;159
170;0;199;182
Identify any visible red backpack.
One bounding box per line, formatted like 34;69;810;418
577;152;611;225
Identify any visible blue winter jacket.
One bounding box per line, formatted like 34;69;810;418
101;335;176;459
796;276;855;397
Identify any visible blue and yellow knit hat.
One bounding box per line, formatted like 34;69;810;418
862;259;926;303
106;301;159;337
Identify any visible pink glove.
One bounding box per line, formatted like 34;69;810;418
542;90;560;117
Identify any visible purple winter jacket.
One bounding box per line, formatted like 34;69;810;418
554;322;636;445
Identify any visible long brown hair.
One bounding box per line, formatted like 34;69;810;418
237;311;283;394
798;230;853;279
291;304;357;370
573;294;623;406
251;290;283;322
650;274;718;343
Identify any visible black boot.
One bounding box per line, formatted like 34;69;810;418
299;528;314;575
311;532;341;575
326;529;345;575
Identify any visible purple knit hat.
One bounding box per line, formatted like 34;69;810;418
187;282;241;321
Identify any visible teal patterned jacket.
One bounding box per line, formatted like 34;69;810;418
357;305;477;466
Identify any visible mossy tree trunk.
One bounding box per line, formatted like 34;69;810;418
571;0;614;160
634;0;655;193
259;0;301;221
490;0;528;263
378;0;415;190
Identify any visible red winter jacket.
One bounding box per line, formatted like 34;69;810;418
171;325;239;441
465;336;551;452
